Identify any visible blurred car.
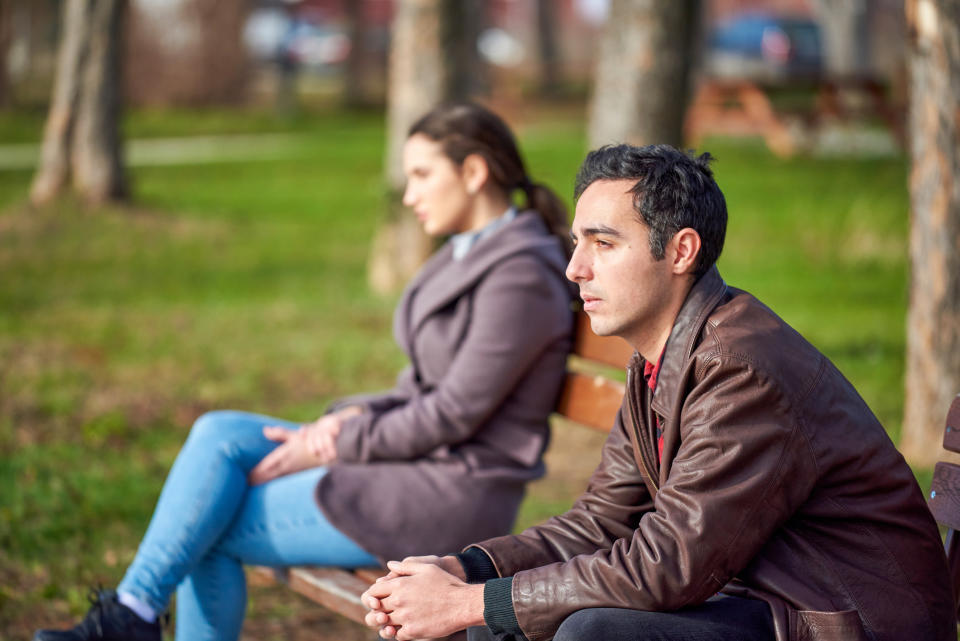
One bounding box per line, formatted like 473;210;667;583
244;8;350;73
705;13;823;82
282;19;351;71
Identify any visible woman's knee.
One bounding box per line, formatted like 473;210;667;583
188;410;248;445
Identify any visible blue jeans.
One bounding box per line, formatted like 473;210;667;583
117;410;378;641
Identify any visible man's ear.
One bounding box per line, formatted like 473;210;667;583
671;228;702;275
461;153;489;195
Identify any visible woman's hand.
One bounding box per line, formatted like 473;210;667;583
247;427;323;485
301;405;363;461
247;406;364;486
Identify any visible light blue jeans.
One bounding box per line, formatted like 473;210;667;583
117;410;378;641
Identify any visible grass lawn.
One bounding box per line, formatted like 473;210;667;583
0;105;916;639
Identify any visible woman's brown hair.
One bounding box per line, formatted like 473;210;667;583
408;102;572;257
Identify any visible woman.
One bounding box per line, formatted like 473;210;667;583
35;102;574;641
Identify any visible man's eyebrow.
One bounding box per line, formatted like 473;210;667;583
576;225;623;239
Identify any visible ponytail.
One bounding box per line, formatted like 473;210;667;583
521;180;572;259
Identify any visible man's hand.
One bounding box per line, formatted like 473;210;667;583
247;406;363;485
374;555;467;582
362;559;484;640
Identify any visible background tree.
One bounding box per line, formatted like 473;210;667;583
368;0;484;294
0;1;12;107
536;0;562;97
344;0;371;108
587;0;701;148
811;0;869;77
31;0;127;206
901;0;960;466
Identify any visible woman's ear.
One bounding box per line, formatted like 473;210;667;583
461;153;489;195
670;228;702;275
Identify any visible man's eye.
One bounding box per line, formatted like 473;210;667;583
596;239;612;248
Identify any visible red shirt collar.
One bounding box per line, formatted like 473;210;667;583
643;348;665;392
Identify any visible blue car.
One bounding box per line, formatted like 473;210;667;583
706;13;823;82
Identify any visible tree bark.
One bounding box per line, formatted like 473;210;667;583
445;0;485;99
901;0;960;466
31;0;127;207
536;0;562;97
344;0;370;108
811;0;869;77
72;0;126;204
0;1;13;107
369;0;468;294
31;0;91;205
587;0;701;149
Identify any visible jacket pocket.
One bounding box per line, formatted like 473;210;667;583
791;609;868;641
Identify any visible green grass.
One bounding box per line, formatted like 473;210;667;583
0;106;918;638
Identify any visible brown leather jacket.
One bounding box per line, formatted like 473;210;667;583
471;267;954;641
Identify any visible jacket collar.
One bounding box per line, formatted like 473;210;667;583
393;211;569;354
648;265;728;417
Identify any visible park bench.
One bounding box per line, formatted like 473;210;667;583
924;393;960;620
252;311;634;627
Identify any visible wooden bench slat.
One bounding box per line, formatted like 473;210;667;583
942;395;960;453
353;567;385;584
929;462;960;532
287;568;373;624
572;313;634;370
555;372;624;432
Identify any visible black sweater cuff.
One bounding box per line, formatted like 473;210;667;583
483;577;525;639
456;547;499;583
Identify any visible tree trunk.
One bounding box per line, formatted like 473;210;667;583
587;0;701;149
31;0;127;207
536;0;562;97
445;0;485;99
901;0;960;466
0;1;13;107
343;0;369;108
72;0;126;204
30;0;90;205
368;0;468;294
811;0;869;77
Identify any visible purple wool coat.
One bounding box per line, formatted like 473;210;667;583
316;211;574;562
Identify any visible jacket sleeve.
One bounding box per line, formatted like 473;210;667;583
507;356;822;641
335;254;571;463
467;406;653;575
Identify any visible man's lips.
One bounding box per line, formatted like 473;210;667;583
581;294;601;311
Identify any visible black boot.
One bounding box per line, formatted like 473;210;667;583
34;589;162;641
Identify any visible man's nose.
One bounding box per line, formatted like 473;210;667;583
402;184;415;207
565;247;590;283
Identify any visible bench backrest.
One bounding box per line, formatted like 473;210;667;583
555;312;634;432
926;394;960;619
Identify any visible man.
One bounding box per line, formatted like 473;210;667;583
361;144;955;641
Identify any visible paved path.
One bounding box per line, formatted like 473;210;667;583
0;133;303;170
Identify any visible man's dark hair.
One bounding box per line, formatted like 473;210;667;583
574;144;727;277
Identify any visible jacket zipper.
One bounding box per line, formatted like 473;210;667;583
626;366;660;492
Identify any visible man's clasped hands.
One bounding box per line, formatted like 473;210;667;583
361;555;486;641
